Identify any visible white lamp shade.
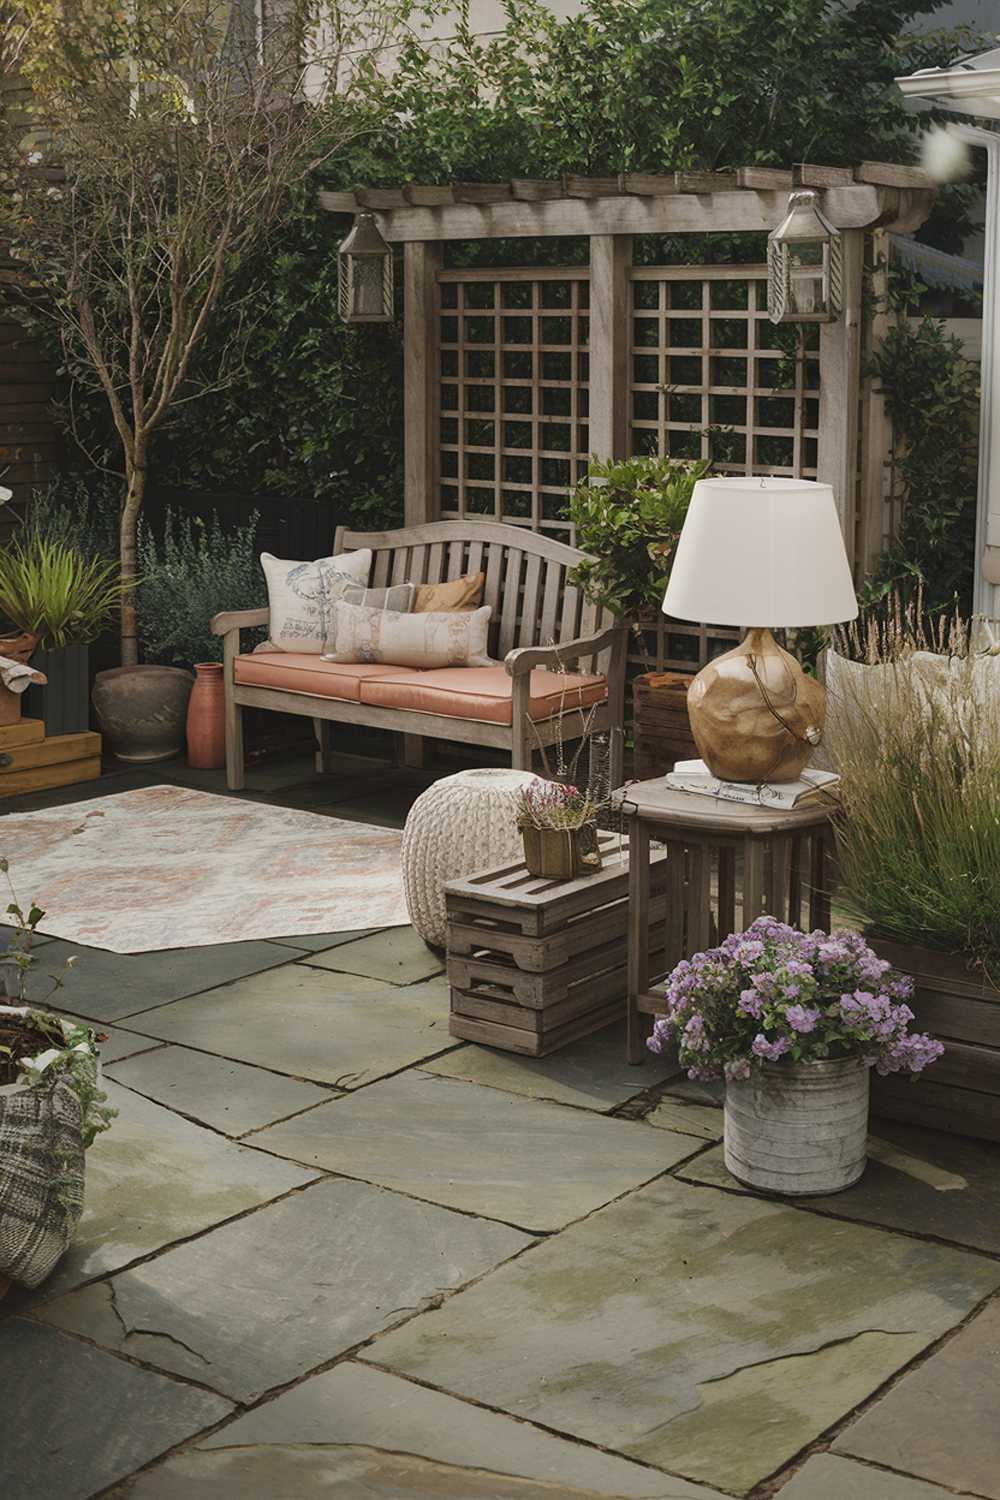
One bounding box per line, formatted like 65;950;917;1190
662;476;858;628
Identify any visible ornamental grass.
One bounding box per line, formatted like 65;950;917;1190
832;650;1000;975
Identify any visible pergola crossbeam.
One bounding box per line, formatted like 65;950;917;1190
319;178;933;243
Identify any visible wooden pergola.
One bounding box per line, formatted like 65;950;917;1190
321;162;936;588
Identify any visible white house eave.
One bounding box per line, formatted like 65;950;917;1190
895;65;1000;120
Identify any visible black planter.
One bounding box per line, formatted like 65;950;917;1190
22;645;91;736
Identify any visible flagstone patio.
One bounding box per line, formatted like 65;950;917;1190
2;752;1000;1500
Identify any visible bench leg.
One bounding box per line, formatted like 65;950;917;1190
314;717;334;774
225;699;245;791
401;733;425;769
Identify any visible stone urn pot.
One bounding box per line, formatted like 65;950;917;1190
92;665;194;763
724;1055;869;1196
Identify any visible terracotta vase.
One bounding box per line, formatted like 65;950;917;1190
92;665;194;763
186;662;226;770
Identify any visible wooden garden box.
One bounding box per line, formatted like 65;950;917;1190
870;937;1000;1145
633;671;698;779
444;834;669;1056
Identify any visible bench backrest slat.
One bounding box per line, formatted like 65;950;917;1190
333;520;615;671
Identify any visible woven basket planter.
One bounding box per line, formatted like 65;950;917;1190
0;1007;97;1288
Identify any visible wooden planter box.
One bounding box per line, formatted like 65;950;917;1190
870;936;1000;1145
633;671;698;779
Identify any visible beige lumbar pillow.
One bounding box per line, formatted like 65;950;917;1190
261;550;372;653
325;601;493;669
413;571;485;613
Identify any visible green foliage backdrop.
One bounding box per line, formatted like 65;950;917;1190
42;0;976;556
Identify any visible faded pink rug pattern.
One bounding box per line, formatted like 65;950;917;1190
0;786;409;953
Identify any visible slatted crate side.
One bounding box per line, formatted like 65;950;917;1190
449;998;625;1057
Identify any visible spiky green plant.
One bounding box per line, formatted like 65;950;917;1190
0;534;126;648
832;652;1000;974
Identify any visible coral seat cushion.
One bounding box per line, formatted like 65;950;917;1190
234;653;400;702
359;666;607;725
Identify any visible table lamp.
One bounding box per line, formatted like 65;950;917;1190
662;476;858;783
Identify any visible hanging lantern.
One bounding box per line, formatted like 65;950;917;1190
337;211;394;323
767;189;843;324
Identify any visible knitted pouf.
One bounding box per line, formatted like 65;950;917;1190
402;767;544;948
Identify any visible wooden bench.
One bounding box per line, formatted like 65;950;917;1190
210;520;627;792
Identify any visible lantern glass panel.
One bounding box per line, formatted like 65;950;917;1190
351;256;386;318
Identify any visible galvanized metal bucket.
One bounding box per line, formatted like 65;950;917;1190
724;1056;869;1196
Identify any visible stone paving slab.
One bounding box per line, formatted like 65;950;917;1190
269;927;378;953
253;1070;692;1231
301;925;444;983
36;1178;532;1403
0;922;52;946
131;968;454;1088
776;1454;958;1499
678;1124;1000;1256
371;1174;1000;1495
196;1360;725;1498
28;1079;316;1297
105;1044;333;1136
833;1296;1000;1498
60;1015;166;1065
0;1317;232;1500
122;1444;673;1499
36;936;299;1022
421;1024;680;1113
644;1096;723;1142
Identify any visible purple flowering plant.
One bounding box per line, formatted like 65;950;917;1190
647;915;944;1084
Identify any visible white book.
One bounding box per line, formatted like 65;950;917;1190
666;759;840;809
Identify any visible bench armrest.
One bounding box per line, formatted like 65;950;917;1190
210;607;270;637
504;624;625;677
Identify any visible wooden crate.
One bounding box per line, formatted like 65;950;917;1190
445;833;669;1056
633;671;698;779
0;730;102;798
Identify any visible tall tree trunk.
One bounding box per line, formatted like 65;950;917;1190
120;453;146;668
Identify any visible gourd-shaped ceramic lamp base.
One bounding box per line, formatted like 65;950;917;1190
686;628;825;783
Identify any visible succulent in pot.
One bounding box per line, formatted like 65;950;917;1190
647;916;943;1195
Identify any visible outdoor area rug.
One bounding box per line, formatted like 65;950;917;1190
0;785;410;953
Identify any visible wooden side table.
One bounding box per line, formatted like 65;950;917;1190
619;779;838;1063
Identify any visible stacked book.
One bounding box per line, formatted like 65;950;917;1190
665;758;840;809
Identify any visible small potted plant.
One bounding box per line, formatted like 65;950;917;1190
0;860;115;1288
0;529;125;735
517;780;603;879
647;915;943;1195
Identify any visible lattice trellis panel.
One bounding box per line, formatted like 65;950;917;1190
629;266;820;475
437;268;590;540
629;265;821;672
